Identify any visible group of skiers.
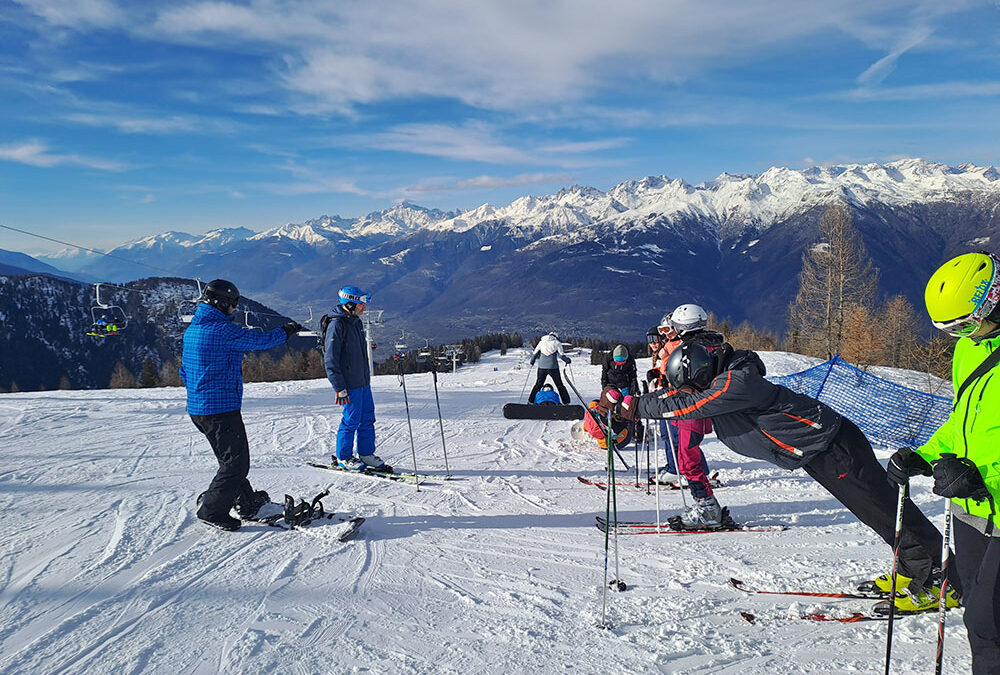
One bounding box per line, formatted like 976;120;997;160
578;252;999;673
180;250;1000;672
182;280;387;532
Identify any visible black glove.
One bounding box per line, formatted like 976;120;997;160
562;356;572;365
886;447;932;487
933;454;990;501
645;368;660;385
282;322;304;338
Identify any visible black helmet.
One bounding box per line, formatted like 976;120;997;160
203;279;240;310
664;342;716;390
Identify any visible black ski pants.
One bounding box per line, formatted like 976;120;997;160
803;417;948;589
191;410;253;518
528;368;570;404
953;517;1000;675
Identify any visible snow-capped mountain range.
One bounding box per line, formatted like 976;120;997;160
38;159;1000;339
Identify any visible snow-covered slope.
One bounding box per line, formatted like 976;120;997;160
0;350;971;673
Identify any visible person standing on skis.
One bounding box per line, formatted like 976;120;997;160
648;305;718;491
527;332;571;404
888;251;1000;673
615;341;953;610
181;279;301;531
325;285;391;473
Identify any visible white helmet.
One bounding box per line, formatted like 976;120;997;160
657;312;672;329
670;303;708;335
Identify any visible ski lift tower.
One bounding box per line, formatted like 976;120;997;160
362;309;385;376
444;344;463;373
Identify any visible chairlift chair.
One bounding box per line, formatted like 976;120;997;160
244;310;263;331
294;306;321;337
87;283;128;337
179;279;203;324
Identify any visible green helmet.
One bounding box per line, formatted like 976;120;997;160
925;252;1000;337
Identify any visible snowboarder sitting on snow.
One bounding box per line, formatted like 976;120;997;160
527;332;571;404
325;285;391;473
583;398;631;449
181;278;302;531
534;383;561;405
614;341;955;609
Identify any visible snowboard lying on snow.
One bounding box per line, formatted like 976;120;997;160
502;403;585;421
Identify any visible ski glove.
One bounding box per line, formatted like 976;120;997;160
616;396;638;422
886;447;933;487
932;454;990;501
645;368;660;385
335;390;350;405
282;321;304;338
561;356;571;365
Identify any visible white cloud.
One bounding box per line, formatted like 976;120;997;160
16;0;124;28
63;112;241;135
839;81;1000;101
0;140;127;170
404;173;573;193
141;0;931;114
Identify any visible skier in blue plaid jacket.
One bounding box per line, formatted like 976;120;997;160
180;279;301;531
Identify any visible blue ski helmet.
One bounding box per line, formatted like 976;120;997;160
338;285;371;306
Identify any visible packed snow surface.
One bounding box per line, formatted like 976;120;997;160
0;350;971;673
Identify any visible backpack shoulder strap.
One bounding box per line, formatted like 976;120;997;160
954;345;1000;409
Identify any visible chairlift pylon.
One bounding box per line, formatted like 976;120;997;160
87;283;128;338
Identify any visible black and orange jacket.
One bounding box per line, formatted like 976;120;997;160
635;348;842;470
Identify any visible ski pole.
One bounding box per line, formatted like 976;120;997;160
600;409;614;628
934;498;953;675
562;367;630;470
519;359;533;400
397;358;420;492
430;360;451;478
652;420;661;531
607;410;623;592
665;421;687;510
884;482;907;675
642;382;651;494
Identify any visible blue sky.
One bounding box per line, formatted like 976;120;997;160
2;0;1000;254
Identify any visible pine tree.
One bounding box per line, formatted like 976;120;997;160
787;203;879;358
138;358;160;388
58;376;72;390
159;359;184;387
879;295;920;369
839;304;885;367
108;362;137;389
10;381;21;393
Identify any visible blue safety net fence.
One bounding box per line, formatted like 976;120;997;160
768;355;951;448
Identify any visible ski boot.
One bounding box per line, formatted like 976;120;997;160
669;496;724;530
360;454;393;473
337;456;367;472
873;581;961;615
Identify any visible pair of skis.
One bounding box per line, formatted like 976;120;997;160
594;514;787;536
729;577;947;623
577;472;722;492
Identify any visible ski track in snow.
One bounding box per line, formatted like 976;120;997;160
0;349;973;673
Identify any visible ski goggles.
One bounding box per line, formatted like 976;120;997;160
340;291;371;304
932;313;984;338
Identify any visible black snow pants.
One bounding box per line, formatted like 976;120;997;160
953;517;1000;675
191;410;253;518
528;368;570;404
802;417;950;590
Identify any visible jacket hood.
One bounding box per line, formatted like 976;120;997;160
192;302;233;325
722;347;766;378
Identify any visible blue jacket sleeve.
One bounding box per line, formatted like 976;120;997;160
324;318;347;391
219;321;287;352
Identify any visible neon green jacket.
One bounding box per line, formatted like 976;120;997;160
917;335;1000;531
